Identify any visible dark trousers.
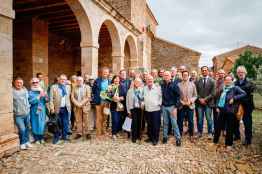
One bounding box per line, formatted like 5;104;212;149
131;108;142;141
146;110;161;143
178;106;194;136
234;108;253;144
213;109;235;146
111;110;121;135
53;107;69;143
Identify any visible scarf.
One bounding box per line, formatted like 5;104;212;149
133;88;142;108
58;84;67;97
218;85;234;108
31;86;42;92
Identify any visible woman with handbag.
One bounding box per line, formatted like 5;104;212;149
213;75;246;150
107;75;125;140
126;77;144;143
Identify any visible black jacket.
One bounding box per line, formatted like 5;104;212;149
161;81;180;107
235;78;255;111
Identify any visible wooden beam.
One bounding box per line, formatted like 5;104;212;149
16;2;67;13
49;23;79;29
49;19;77;25
49;26;80;32
42;13;75;20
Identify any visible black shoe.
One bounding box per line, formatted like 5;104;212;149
234;136;241;141
162;137;168;144
86;134;91;140
132;139;136;143
152;141;158;146
74;134;82;140
145;138;151;143
176;139;181;146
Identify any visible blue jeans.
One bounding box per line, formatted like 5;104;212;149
53;107;70;143
162;106;181;140
178;106;194;136
15;115;30;145
111;110;121;135
197;105;213;134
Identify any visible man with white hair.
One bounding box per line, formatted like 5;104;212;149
161;71;181;146
234;66;256;145
50;74;71;144
143;75;162;145
71;76;92;140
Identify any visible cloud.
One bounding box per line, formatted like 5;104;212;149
147;0;262;66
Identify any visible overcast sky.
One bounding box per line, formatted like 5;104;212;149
147;0;262;67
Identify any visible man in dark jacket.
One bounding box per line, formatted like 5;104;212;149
161;71;181;146
235;66;256;145
92;67;111;136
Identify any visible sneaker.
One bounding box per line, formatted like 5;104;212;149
53;140;63;145
35;141;41;145
40;140;46;144
20;144;27;150
112;135;117;141
162;137;168;144
207;134;213;140
176;139;181;147
86;134;92;140
25;142;33;148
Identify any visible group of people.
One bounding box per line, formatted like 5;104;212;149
13;64;255;151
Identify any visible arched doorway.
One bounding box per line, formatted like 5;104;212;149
124;35;138;70
13;0;92;86
98;20;121;75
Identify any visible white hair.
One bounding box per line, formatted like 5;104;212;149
237;66;247;74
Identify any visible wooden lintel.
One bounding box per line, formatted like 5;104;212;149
16;2;67;13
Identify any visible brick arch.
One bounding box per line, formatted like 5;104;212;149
124;35;138;69
65;0;93;45
98;19;122;56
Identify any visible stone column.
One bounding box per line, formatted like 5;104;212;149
81;42;99;78
0;0;19;158
112;53;124;74
129;58;138;70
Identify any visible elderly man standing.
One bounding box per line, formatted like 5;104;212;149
13;77;33;150
71;77;91;140
143;75;162;145
50;74;71;144
161;71;182;146
235;66;255;145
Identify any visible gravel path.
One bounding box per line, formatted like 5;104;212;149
1;132;261;174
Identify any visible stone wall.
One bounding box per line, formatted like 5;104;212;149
152;38;201;71
48;32;81;82
106;0;131;21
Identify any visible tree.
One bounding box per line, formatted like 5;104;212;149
232;50;262;80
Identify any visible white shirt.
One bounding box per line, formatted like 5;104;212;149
143;84;162;112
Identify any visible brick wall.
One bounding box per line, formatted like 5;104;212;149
152;38;200;71
13;19;33;87
107;0;131;21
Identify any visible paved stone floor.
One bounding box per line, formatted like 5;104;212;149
0;131;261;174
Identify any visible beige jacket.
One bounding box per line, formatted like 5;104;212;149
71;84;91;113
49;84;71;114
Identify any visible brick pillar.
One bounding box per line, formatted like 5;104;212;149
0;0;19;157
112;53;124;74
81;42;99;78
32;17;48;77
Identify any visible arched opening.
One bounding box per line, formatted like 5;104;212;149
124;35;138;70
98;20;121;75
13;0;92;86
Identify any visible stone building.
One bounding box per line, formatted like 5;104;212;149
213;45;262;73
0;0;200;156
152;37;201;71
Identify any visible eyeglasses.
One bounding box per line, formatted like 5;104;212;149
32;82;39;84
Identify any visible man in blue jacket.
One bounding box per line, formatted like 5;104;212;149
92;67;111;137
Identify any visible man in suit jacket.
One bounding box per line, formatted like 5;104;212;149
71;76;91;140
195;66;215;138
50;74;71;144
